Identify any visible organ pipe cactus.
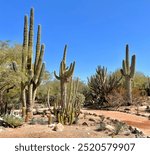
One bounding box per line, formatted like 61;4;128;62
21;8;45;119
54;45;75;108
120;44;136;105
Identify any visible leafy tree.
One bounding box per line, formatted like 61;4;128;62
0;41;23;115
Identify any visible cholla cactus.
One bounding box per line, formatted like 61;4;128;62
120;44;136;105
21;8;45;119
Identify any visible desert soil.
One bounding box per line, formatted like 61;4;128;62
0;110;150;138
82;110;150;136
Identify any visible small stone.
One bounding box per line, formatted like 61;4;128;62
53;123;64;132
82;122;88;126
123;131;131;136
49;124;56;128
106;125;115;132
89;118;95;122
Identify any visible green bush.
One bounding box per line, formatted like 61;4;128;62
3;115;24;128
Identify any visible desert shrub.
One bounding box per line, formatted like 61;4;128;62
96;122;106;131
114;122;124;135
87;66;121;108
29;117;47;125
3;114;24;128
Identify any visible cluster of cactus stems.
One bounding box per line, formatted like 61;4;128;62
53;46;81;125
120;44;136;105
21;8;45;119
53;78;80;125
54;45;75;108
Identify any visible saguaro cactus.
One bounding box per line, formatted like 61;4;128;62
21;8;45;119
54;45;75;108
120;44;136;105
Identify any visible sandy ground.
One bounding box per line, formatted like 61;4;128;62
82;110;150;136
0;110;150;138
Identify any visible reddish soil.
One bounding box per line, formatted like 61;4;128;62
0;110;150;138
82;110;150;136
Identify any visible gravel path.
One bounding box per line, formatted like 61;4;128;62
82;110;150;136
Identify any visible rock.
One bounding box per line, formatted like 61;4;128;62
82;122;89;126
106;125;115;132
124;108;130;111
89;118;95;122
53;123;64;132
123;130;131;136
49;124;56;128
0;127;4;132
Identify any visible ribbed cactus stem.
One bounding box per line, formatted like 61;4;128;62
21;8;45;120
54;45;75;108
22;15;28;72
27;8;34;70
120;44;136;105
34;25;41;73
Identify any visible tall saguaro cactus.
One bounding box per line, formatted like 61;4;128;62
54;45;75;108
21;8;45;119
120;44;136;105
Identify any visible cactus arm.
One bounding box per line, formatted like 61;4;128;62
54;71;61;80
130;55;136;78
36;62;45;87
63;45;67;62
27;8;34;70
34;25;41;73
22;15;28;72
33;44;44;83
122;60;127;76
125;44;130;73
65;61;75;78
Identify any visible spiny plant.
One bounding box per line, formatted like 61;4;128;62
88;66;121;108
54;45;75;108
54;78;84;125
21;8;45;120
120;44;136;105
54;47;84;125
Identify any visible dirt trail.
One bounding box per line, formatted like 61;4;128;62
82;110;150;136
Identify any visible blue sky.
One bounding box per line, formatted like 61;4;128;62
1;0;150;82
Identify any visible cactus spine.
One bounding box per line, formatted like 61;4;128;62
120;44;136;105
54;45;75;108
21;8;45;119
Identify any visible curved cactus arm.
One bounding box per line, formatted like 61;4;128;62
122;60;127;76
65;61;75;77
120;69;125;76
54;71;61;80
